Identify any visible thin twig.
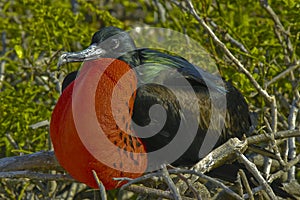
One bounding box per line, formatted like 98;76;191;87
116;172;195;200
125;185;194;200
243;186;265;199
92;170;107;200
206;18;249;53
5;132;20;152
116;171;162;190
154;0;167;23
0;31;6;91
268;153;300;183
263;117;273;133
177;174;202;200
267;133;285;167
238;153;278;200
174;138;247;193
116;166;242;199
265;61;300;87
169;168;243;200
236;171;243;197
260;125;273;177
29;120;50;129
161;164;182;200
259;0;293;59
287;99;299;181
239;169;254;200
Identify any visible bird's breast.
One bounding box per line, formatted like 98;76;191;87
50;58;147;189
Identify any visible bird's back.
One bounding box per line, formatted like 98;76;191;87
128;48;252;167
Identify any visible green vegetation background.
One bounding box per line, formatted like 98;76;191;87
0;0;299;199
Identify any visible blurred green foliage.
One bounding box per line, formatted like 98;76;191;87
0;0;299;199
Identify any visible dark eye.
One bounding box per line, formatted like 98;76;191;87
111;39;119;49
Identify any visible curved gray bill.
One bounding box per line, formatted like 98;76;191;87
57;44;106;68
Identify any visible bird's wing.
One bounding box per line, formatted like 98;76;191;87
132;82;228;166
133;48;227;94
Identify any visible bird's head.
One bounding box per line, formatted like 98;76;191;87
58;26;136;67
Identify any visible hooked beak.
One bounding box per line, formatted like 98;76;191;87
57;44;106;68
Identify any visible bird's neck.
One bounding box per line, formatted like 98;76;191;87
118;50;142;68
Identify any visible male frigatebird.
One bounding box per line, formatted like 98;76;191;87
50;26;252;190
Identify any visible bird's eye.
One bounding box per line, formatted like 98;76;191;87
110;39;120;49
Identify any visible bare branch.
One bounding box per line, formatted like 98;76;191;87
176;173;203;200
169;168;243;200
265;61;300;87
247;129;300;145
92;170;107;200
161;164;182;200
115;171;161;190
0;151;60;172
0;130;299;199
171;138;248;194
287;99;299;181
206;18;249;53
0;31;6;91
29;120;50;129
193;138;247;173
236;171;244;197
5;133;20;153
1;129;298;174
268;153;300;183
125;185;194;200
238;153;278;200
243;186;265;199
259;0;294;59
0;170;73;182
239;169;254;200
116;172;194;199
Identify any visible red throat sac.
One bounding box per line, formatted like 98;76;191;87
50;58;147;190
